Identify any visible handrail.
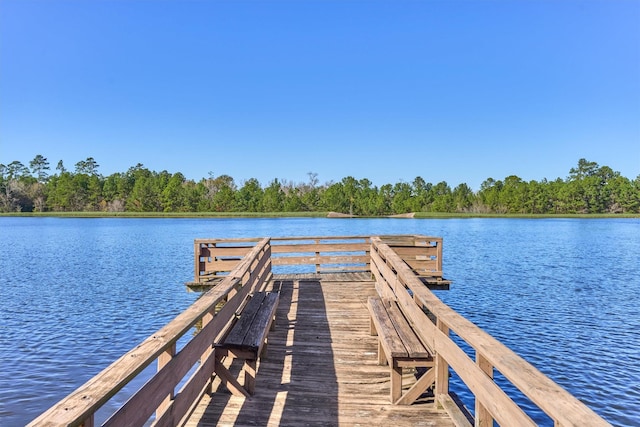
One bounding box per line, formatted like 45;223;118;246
369;237;609;427
29;238;272;427
194;236;373;280
29;235;608;427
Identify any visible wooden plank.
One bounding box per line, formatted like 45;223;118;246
317;265;368;272
103;282;250;426
185;276;456;427
272;255;368;266
385;303;431;359
476;353;494;427
195;238;262;244
222;293;267;350
28;239;271;426
373;239;609;427
404;259;438;271
242;292;279;352
432;324;536;426
154;348;219;427
207;246;253;257
395;367;435;405
368;297;407;359
213;358;250;398
201;260;241;271
391;246;438;257
371;261;395;301
271;243;369;253
370;246;400;298
438;394;473;427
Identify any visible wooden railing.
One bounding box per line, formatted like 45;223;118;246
30;235;608;427
369;237;609;427
29;238;272;427
194;236;373;281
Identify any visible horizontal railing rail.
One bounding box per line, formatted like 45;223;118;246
29;238;272;427
194;236;373;280
30;235;608;427
369;237;609;427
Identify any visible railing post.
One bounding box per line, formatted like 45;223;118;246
80;415;95;427
194;241;201;283
157;342;176;419
315;238;321;274
476;352;494;427
436;238;443;278
201;309;216;393
435;318;449;407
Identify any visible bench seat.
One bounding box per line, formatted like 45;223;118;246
368;296;435;405
214;291;279;396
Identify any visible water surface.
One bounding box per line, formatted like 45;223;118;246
0;217;638;425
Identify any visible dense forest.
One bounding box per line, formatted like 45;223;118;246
0;156;638;214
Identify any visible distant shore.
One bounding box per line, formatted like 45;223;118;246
1;211;638;219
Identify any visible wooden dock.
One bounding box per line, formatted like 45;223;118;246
28;235;610;427
185;276;455;426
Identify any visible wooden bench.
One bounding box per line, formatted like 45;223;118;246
368;296;435;405
214;291;279;397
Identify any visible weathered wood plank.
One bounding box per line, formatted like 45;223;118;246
242;292;279;351
272;255;368;266
385;302;431;359
222;293;267;349
185;277;455;427
368;297;407;360
270;243;369;253
372;238;609;427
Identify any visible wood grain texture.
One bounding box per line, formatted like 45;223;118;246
184;277;455;427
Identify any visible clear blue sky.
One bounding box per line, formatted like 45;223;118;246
1;0;638;190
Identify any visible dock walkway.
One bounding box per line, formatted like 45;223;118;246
185;274;454;426
28;236;609;427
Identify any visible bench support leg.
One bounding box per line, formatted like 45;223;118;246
395;367;435;405
215;358;250;398
391;365;402;403
244;359;257;395
378;341;387;365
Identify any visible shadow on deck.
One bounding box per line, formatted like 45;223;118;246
184;275;454;426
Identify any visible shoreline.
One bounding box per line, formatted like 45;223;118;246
1;211;638;219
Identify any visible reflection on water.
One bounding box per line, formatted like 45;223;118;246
0;217;638;426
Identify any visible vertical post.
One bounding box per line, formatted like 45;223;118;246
201;309;215;393
435;318;449;407
391;363;402;404
436;238;443;279
157;343;176;419
194;241;201;283
315;239;321;274
476;353;494;427
80;415;95;427
244;360;257;395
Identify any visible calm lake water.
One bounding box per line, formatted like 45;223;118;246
0;217;638;426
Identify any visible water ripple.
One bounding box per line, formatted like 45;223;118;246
1;217;638;426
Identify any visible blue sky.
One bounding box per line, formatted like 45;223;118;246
1;0;638;190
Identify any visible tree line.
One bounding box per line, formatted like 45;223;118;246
0;156;638;214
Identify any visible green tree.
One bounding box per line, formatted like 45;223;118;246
235;178;263;212
321;182;348;213
412;176;432;212
452;183;474;212
430;181;453;212
478;178;503;213
75;157;100;176
263;179;285;212
499;175;528;213
391;182;413;214
29;155;50;183
161;173;186;212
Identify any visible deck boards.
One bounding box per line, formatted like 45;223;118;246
183;274;454;426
